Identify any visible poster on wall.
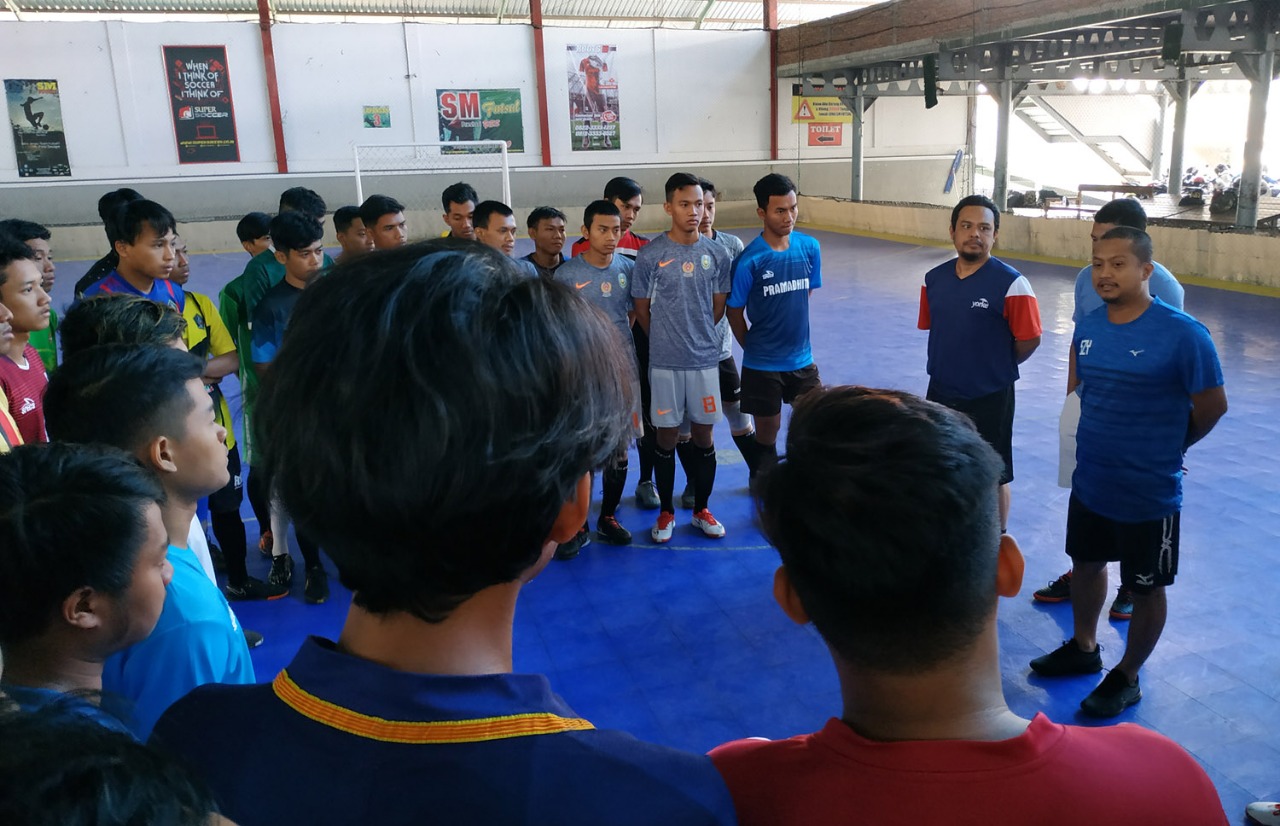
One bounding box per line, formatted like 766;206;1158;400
163;46;240;164
437;90;523;153
5;79;71;177
790;88;854;124
807;123;844;146
567;44;619;151
363;105;392;128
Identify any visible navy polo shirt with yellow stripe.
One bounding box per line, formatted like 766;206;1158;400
150;636;737;826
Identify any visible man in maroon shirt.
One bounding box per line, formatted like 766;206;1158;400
0;232;51;444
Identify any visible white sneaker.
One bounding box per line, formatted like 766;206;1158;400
651;511;676;543
1248;802;1280;824
691;509;726;539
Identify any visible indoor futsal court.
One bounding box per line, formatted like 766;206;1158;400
47;224;1280;815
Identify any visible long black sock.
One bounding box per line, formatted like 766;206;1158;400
675;439;696;490
296;531;322;569
654;445;676;512
601;459;628;517
637;423;656;484
732;430;758;475
755;439;779;479
246;466;271;535
694;444;717;512
212;509;249;585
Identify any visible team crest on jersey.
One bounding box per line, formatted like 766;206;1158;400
194;314;206;330
618;273;627;289
601;281;613;296
682;261;695;274
701;254;711;270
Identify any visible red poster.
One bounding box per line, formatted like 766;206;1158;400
807;123;843;147
163;45;240;164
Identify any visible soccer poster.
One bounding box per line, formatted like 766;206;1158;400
163;46;240;164
363;105;392;128
5;79;71;177
567;44;619;151
436;89;524;153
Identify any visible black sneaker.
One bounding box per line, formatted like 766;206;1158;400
680;484;695;510
225;576;289;601
1029;638;1103;677
1109;587;1134;620
595;515;633;546
268;554;294;587
304;565;329;604
1080;670;1141;717
243;629;264;649
1033;571;1072;603
634;481;660;510
554;528;591;561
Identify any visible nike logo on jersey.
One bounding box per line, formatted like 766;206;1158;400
575;281;592;290
1130;349;1144;357
657;259;675;268
655;408;673;416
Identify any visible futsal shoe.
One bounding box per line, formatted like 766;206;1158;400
555;528;591;560
1108;587;1134;620
258;530;274;558
691;509;726;539
634;481;660;509
1033;571;1072;602
268;554;294;587
595;515;632;545
1079;670;1141;717
651;511;676;543
1247;802;1280;824
1029;638;1102;677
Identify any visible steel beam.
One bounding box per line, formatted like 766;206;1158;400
850;84;865;201
993;73;1012;211
1237;47;1274;227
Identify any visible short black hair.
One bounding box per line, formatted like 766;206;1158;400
236;211;272;243
583;199;621;229
45;345;204;456
753;173;796;209
114;200;176;247
59;295;186;361
526;206;566;230
333;206;363;234
1099;226;1154;264
756;386;1005;674
0;230;36;289
0;442;165;647
359;194;405;229
0;219;50;244
97;188;144;244
0;707;221;825
473;200;514;232
441;182;479;212
1094;198;1148;231
278;187;327;222
664;172;701;202
603;176;642;203
950;194;1000;231
698;178;717;198
256;239;630;623
270;211;325;253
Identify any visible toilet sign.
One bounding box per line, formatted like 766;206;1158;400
808;123;844;146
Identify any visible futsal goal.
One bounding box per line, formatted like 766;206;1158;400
352;141;512;217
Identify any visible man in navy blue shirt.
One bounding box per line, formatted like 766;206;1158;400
1030;227;1226;717
151;241;738;826
727;173;822;479
83;200;184;313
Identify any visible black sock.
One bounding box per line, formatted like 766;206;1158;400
654;445;676;512
755;439;779;479
637;423;656;484
246;465;271;532
694;444;717;512
601;459;628;517
732;431;758;474
212;509;249;585
675;439;696;490
296;531;322;569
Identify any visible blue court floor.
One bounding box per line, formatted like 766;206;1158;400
54;226;1280;821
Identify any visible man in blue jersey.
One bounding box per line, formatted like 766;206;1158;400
474;200;540;278
149;241;738;826
44;345;254;738
82;200;184;313
1030;227;1226;717
1036;198;1187;616
632;173;733;542
727;173;821;479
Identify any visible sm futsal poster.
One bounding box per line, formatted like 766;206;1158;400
163;46;240;164
5;79;71;177
567;44;619;151
437;89;524;153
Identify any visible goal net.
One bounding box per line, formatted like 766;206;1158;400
353;141;512;222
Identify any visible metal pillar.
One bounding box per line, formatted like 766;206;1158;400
993;80;1012;211
1237;48;1274;228
530;0;553;167
1168;80;1190;198
765;0;778;161
257;0;288;173
1150;89;1166;183
851;84;864;201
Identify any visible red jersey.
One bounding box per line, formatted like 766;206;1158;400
0;344;48;444
570;230;647;260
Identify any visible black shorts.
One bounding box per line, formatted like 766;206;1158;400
1065;494;1180;593
633;324;652;429
208;443;244;514
718;356;741;403
740;363;821;417
928;383;1015;485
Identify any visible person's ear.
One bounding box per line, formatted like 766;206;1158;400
547;473;591;544
61;587;105;630
274;249;288;267
147;435;179;476
772;565;810;625
996;533;1025;598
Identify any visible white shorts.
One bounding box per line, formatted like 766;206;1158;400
650;367;722;428
1058;391;1081;489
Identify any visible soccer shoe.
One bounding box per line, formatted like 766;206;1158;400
595;515;633;546
304;565;330;605
267;554;294;588
257;530;274;558
651;511;676;543
634;481;660;509
243;629;265;649
225;576;288;601
1032;571;1072;603
1029;638;1103;677
680;484;695;510
691;509;726;539
1108;586;1134;620
1080;670;1141;717
554;528;591;561
1247;802;1280;824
